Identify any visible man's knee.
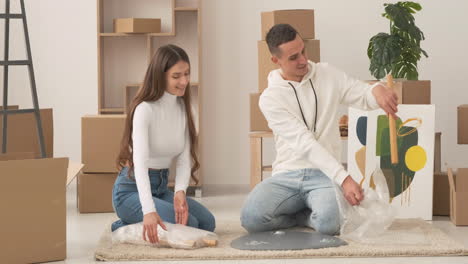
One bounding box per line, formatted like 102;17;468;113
240;206;272;233
311;208;340;235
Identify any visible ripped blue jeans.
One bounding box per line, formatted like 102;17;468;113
240;168;340;235
111;167;215;232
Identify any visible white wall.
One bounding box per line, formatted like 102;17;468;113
0;0;97;162
2;0;467;185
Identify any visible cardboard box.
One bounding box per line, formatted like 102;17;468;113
82;115;126;173
250;93;270;132
0;155;69;263
77;172;117;213
0;105;19;110
366;80;431;104
448;168;468;225
434;132;441;172
261;10;315;40
0;108;53;157
258;39;320;92
458;105;468;144
0;151;35;161
433;171;450;216
114;18;161;33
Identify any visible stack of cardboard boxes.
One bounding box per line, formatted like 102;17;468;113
79;115;126;213
447;105;468;225
250;10;320;132
0;108;70;263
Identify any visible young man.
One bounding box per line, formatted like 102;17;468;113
241;24;398;235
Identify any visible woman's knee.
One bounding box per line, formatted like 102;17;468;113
198;211;216;232
187;209;216;232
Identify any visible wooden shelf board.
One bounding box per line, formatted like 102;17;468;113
148;32;176;37
249;131;273;138
100;108;125;113
175;7;199;12
262;165;272;172
100;32;175;37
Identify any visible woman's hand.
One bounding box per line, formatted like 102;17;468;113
142;212;167;244
174;190;189;225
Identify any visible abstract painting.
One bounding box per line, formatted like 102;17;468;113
348;105;435;220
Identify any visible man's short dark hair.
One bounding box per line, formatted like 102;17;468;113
265;24;298;57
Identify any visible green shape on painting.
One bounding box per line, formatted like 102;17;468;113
376;115;403;156
379;127;418;198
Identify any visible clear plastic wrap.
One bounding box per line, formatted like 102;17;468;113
336;167;396;242
112;222;218;249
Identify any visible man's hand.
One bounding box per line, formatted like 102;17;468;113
174;190;189;225
341;176;364;206
372;84;398;118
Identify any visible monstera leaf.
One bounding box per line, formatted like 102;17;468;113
368;33;401;79
368;1;428;80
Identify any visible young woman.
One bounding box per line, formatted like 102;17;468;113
111;44;215;244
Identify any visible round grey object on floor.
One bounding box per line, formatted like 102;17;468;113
231;230;347;251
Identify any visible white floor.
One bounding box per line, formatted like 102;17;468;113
50;180;468;264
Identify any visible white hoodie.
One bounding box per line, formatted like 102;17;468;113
259;61;380;185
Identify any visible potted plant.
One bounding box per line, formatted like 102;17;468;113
367;1;430;104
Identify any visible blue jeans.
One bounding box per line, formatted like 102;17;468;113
241;168;340;235
111;167;215;232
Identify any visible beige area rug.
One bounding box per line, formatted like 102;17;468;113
95;219;468;261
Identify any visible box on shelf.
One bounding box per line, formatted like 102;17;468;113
114;18;161;33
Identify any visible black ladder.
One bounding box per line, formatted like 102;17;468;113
1;0;46;158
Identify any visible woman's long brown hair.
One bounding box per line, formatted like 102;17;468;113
116;44;199;184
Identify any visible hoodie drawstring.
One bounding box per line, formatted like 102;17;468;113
288;79;318;132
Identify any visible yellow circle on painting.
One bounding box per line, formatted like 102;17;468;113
405;146;427;172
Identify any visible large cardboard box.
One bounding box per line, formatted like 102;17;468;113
82;115;126;173
434;132;442;172
366;80;431;104
448;168;468;225
0;108;53;158
458;105;468;144
258;39;320;92
250;93;270;132
114;18;161;33
77;172;117;213
433;171;450;216
0;155;69;263
261;10;315;40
